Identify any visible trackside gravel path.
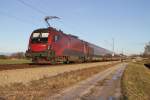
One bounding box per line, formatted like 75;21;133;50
0;62;118;86
48;63;127;100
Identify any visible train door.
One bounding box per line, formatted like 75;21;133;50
83;42;89;60
51;34;62;56
90;47;94;60
84;43;93;61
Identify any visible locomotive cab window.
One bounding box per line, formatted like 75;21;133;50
31;33;49;43
32;33;40;38
41;33;49;38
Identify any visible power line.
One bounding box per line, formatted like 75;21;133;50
17;0;47;15
17;0;62;28
0;10;34;25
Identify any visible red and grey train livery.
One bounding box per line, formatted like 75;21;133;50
26;27;114;64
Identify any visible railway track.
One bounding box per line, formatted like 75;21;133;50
0;61;116;71
0;63;45;71
0;63;78;71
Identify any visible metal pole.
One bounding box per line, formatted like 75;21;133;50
112;38;115;57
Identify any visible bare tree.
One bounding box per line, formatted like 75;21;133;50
10;52;25;59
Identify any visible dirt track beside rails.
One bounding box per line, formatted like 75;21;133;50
50;63;127;100
0;61;119;86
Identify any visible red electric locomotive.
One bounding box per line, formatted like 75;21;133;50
25;17;112;64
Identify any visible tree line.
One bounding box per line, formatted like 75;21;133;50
0;52;26;59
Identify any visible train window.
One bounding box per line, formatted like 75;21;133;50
32;33;40;38
41;33;49;37
31;33;48;43
54;35;60;42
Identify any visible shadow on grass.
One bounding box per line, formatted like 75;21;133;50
144;63;150;69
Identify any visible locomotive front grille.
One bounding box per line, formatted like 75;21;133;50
26;50;55;61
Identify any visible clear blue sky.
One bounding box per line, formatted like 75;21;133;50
0;0;150;55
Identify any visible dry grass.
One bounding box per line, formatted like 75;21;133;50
0;63;119;100
122;61;150;100
0;59;31;64
0;61;118;86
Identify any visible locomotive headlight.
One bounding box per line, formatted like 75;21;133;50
28;46;31;50
48;45;51;50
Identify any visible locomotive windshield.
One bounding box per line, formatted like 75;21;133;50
31;33;49;43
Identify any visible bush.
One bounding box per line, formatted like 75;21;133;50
0;55;7;59
10;52;25;59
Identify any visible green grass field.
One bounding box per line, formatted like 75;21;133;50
122;61;150;100
0;59;31;64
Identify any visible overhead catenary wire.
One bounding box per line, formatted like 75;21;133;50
17;0;47;15
0;10;35;25
17;0;62;28
17;0;74;30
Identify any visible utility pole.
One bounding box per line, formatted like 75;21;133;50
112;38;115;57
121;48;124;62
122;48;124;55
104;38;115;57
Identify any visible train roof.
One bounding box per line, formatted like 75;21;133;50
32;28;49;33
33;27;79;38
32;27;114;55
32;27;62;32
